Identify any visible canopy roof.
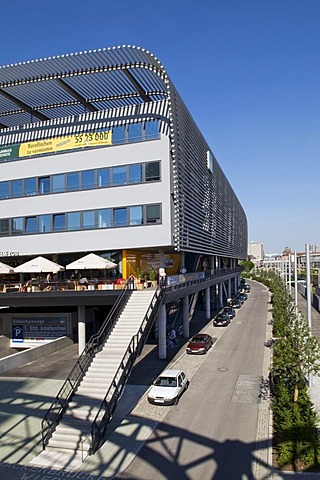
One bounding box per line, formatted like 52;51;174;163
0;46;169;131
14;256;65;274
66;253;117;270
0;261;14;274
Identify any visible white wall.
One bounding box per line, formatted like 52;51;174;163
0;136;173;256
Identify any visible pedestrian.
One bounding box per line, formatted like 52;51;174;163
128;274;135;290
159;267;167;288
169;328;177;346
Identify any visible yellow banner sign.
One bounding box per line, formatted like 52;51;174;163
19;130;112;157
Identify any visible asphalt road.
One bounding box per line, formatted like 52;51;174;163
117;280;270;480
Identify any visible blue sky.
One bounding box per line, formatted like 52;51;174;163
1;0;319;254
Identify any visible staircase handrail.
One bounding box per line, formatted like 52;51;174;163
82;285;164;455
41;282;131;449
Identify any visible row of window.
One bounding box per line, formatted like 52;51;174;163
0;204;162;236
0;161;160;200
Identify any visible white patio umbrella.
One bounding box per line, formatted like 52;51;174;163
14;256;65;274
0;261;14;274
66;253;117;271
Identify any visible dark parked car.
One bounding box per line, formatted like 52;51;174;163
233;298;242;309
244;284;251;293
186;333;213;355
238;293;248;302
213;312;230;327
223;306;236;319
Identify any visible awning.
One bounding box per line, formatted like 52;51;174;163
0;261;14;274
14;256;65;274
66;253;117;271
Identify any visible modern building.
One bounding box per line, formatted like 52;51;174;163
0;46;249;461
0;45;247;355
0;45;247;278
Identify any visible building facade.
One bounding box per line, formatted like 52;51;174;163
0;46;247;278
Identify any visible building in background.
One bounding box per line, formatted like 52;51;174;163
248;241;264;264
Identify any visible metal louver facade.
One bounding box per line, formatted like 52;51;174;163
0;45;247;260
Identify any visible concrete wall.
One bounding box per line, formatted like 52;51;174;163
0;336;73;374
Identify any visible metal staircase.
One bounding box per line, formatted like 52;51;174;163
37;285;164;466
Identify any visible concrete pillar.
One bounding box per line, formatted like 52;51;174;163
78;305;86;356
205;286;211;319
210;256;215;275
183;295;189;338
180;252;185;271
158;304;167;359
218;282;223;308
159;249;165;268
228;278;231;298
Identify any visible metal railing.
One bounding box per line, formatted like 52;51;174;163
82;285;164;456
41;282;131;449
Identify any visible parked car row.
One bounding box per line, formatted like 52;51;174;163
148;281;251;406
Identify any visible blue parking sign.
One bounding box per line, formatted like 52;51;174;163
12;325;24;342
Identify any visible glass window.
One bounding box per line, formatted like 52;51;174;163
129;206;143;225
0;219;9;235
98;209;111;228
67;212;81;231
53;214;65;232
113;208;127;227
146;204;161;224
39;177;50;194
129;164;142;184
82;170;95;190
25;216;37;234
146;161;160;182
0;181;9;200
83;211;95;229
112;125;126;144
52;174;65;193
67;172;79;191
12;179;23;198
145;120;159;140
12;217;23;235
112;166;126;186
97;168;110;187
39;215;51;233
128;123;143;143
25;178;37;196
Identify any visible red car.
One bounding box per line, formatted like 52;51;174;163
186;333;213;355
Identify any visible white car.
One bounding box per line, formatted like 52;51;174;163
147;369;189;405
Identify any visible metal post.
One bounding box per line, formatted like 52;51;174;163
288;256;292;292
294;251;298;309
306;244;312;331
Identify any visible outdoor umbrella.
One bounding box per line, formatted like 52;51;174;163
0;261;14;274
66;253;117;271
14;256;65;274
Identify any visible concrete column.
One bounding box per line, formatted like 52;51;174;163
159;249;165;268
78;305;86;356
205;286;211;320
158;304;167;359
210;256;215;275
183;295;189;338
180;252;185;271
228;278;231;298
218;282;223;308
